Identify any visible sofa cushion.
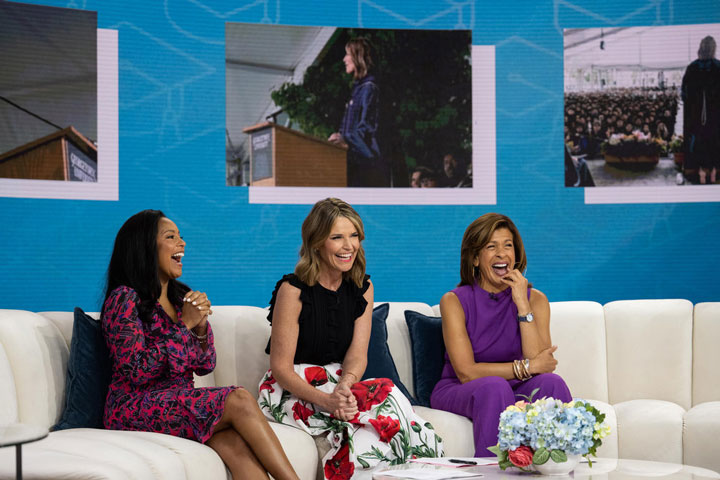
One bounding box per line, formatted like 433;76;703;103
404;310;445;407
0;342;18;424
549;301;609;402
413;405;474;457
692;303;720;406
614;399;685;464
53;307;110;430
683;401;720;474
203;306;270;396
0;428;227;480
0;309;68;427
362;303;415;404
605;299;693;409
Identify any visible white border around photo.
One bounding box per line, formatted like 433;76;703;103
249;45;496;205
0;28;119;201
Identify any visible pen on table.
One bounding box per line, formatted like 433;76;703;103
448;459;478;465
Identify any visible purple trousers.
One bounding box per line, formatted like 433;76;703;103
430;373;572;457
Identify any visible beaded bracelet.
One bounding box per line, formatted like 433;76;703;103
190;329;208;341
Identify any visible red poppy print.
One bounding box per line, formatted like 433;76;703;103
259;376;276;393
351;378;394;411
324;442;355;480
304;366;328;386
292;401;314;424
368;415;401;443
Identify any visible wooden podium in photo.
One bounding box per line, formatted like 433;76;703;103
243;122;347;187
0;126;98;181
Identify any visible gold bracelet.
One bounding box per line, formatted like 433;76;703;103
512;360;521;380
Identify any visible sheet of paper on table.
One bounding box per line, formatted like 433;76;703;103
409;458;498;467
379;468;482;479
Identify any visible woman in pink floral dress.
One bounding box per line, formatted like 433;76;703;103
102;209;299;480
259;198;443;480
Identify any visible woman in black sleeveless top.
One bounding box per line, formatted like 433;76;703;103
258;198;443;479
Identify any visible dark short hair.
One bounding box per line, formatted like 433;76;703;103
104;209;189;322
458;213;527;286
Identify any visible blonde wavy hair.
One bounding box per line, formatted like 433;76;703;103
458;213;527;287
295;198;366;287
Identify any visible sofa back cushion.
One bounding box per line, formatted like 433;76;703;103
0;310;68;428
209;306;271;397
549;301;609;402
692;302;720;405
380;302;435;398
0;341;19;424
604;299;692;409
362;303;415;404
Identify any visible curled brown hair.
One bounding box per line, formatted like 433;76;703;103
346;37;373;80
295;198;366;287
458;213;527;287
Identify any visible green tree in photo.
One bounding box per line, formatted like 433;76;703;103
270;28;472;177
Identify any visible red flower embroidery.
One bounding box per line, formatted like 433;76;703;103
304;366;328;386
336;368;343;376
324;442;355;480
351;378;394;411
292;401;315;424
368;415;401;443
259;376;276;393
508;445;534;467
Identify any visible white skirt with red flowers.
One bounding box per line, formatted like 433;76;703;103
257;362;443;479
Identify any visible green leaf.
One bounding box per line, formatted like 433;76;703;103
498;459;513;470
550;450;568;463
357;457;370;468
487;445;502;456
533;447;550;465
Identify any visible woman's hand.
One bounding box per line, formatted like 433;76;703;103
528;345;558;374
328;382;358;421
327;132;348;148
501;269;531;314
181;290;212;331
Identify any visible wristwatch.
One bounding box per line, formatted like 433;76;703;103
518;312;534;323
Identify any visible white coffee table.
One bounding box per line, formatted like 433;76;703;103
0;423;49;480
373;457;720;480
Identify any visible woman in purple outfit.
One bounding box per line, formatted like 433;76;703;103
102;209;299;480
430;213;572;457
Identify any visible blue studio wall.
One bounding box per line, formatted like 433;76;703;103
1;0;718;312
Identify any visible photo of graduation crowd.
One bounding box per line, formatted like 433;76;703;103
564;24;720;187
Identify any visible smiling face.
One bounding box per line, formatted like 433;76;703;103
156;217;185;284
474;227;515;293
317;216;359;276
343;47;356;75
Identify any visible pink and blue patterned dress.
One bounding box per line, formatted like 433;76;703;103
102;286;236;443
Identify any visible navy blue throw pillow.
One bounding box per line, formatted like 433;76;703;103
53;307;111;430
404;310;445;408
362;303;416;405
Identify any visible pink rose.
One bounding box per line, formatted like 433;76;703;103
508;445;534;467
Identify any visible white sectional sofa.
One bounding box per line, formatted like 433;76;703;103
0;299;718;479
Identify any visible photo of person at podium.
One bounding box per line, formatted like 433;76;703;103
327;37;391;187
226;26;472;193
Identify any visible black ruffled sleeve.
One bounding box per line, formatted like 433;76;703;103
265;274;312;355
267;274;310;325
352;274;372;319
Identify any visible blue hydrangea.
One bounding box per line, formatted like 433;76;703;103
496;398;603;455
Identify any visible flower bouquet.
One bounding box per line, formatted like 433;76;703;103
488;393;610;475
602;131;662;170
